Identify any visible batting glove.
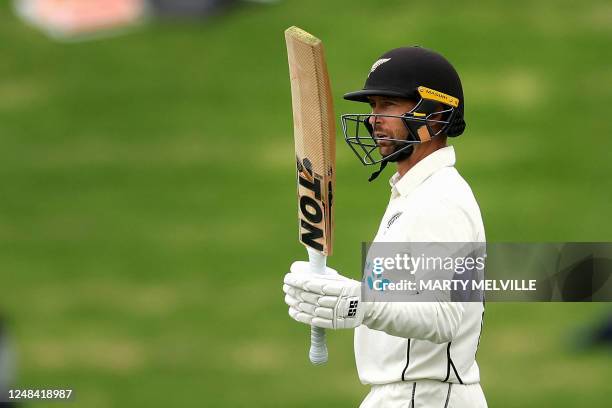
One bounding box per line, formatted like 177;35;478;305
283;261;366;330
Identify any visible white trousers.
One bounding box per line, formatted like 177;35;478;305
360;380;487;408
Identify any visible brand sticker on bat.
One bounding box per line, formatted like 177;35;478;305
296;157;330;252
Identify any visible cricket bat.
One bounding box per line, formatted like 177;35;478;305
285;26;336;365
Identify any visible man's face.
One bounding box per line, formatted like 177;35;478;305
367;96;417;158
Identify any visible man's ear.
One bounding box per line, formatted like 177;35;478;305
427;103;447;133
430;103;445;120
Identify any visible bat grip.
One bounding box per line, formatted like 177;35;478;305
307;247;328;365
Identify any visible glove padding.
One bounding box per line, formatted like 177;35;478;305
283;261;365;329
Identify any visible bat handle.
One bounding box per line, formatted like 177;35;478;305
307;247;328;365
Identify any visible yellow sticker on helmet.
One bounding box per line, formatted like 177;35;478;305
417;86;459;108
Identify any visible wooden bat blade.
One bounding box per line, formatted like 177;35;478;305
285;26;336;365
285;26;336;257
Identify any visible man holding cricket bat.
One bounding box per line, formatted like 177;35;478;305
284;46;487;407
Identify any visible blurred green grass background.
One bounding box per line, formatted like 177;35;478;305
1;0;611;406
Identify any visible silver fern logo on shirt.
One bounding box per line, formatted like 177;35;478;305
386;211;403;229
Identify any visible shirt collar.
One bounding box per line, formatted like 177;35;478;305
389;146;456;198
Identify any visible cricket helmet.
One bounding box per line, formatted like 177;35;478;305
341;46;465;180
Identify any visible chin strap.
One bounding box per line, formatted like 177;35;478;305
368;160;388;182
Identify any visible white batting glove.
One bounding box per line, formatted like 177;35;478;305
283;261;365;330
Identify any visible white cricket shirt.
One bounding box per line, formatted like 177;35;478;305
355;145;486;385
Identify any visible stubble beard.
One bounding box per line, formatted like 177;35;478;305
376;129;412;163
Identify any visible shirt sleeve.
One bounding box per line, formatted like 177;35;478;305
362;200;474;343
362;301;464;344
